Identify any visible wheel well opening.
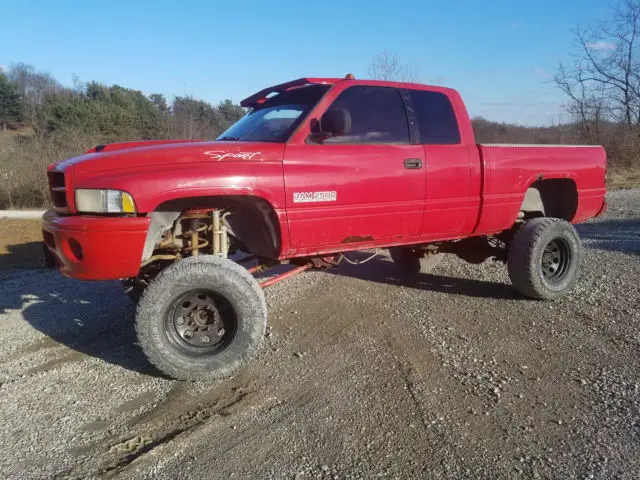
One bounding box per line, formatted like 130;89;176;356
146;195;281;260
520;179;578;221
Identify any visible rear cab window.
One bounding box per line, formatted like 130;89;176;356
408;90;461;145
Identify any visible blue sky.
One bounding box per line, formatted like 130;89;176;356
0;0;614;125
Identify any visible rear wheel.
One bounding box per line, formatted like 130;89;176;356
135;255;267;380
507;218;581;300
389;247;445;274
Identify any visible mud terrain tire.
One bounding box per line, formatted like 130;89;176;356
135;255;267;380
508;218;581;300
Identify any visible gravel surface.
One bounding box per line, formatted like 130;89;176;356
0;190;639;479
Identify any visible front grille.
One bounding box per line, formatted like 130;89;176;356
48;171;67;208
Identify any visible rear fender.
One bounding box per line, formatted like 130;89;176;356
521;177;579;221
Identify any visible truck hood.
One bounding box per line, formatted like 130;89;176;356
55;139;285;179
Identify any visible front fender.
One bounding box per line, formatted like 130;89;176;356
74;161;287;213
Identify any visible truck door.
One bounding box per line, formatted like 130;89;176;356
283;85;427;251
405;89;479;237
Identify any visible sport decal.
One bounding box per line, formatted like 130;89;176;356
293;191;337;203
204;151;262;161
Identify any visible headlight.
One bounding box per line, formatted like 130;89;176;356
75;189;136;213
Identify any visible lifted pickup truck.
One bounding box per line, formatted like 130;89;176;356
42;76;607;380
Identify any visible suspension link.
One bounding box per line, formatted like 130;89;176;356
211;210;228;258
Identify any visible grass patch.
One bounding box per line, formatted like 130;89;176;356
607;167;640;190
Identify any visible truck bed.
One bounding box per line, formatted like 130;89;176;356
474;143;607;234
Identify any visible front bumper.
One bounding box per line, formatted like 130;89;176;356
41;209;151;280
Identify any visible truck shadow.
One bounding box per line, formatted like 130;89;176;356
0;269;162;377
327;254;521;300
575;217;640;255
0;241;46;271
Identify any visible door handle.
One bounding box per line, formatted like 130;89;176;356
404;158;423;169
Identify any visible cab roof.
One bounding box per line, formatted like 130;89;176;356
240;77;457;108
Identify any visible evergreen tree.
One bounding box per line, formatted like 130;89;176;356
0;74;24;131
218;99;245;128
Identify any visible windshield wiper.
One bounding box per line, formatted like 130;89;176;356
218;136;241;141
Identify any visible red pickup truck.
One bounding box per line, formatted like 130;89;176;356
41;76;607;380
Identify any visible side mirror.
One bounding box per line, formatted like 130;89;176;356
309;108;351;143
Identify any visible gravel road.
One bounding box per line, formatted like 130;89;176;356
0;190;639;479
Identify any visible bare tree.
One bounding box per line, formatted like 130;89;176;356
553;0;640;166
368;50;418;82
554;63;606;144
555;1;640;127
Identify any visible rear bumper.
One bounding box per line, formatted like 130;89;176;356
41;209;150;280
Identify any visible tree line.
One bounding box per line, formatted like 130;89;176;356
0;63;244;140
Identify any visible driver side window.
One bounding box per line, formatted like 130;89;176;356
323;86;410;144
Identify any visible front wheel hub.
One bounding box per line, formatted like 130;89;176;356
168;290;235;351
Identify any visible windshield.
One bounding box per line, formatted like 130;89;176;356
217;84;330;143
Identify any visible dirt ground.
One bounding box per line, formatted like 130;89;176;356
0;191;639;479
0;219;43;270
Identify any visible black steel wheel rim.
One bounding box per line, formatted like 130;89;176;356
541;238;572;285
164;289;237;356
